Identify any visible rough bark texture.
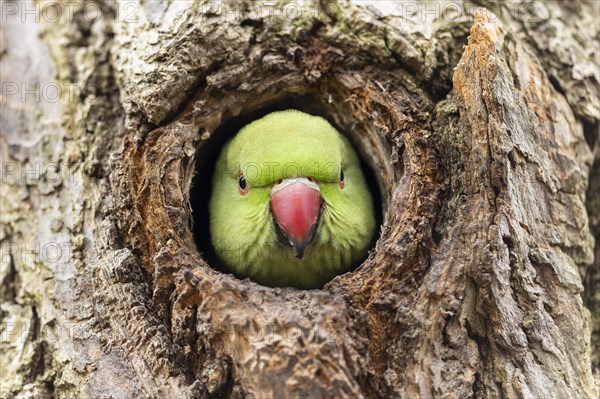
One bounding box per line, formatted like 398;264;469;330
1;1;598;398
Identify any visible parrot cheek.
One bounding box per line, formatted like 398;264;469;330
270;178;321;259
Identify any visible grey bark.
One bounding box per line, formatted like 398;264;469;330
1;0;598;398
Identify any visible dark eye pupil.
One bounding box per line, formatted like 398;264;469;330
239;175;247;190
340;169;344;182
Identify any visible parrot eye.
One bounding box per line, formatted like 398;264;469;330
238;174;249;195
339;168;345;189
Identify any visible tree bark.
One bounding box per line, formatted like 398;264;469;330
1;1;598;398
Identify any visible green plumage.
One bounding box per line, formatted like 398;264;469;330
209;110;375;288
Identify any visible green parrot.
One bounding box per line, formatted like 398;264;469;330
209;110;376;289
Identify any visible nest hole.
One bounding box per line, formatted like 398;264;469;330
190;93;388;287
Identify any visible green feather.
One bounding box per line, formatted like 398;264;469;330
209;110;375;288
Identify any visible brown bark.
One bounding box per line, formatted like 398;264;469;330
1;1;598;398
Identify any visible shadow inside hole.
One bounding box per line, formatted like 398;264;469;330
190;95;383;284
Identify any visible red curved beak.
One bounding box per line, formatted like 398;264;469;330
270;178;321;258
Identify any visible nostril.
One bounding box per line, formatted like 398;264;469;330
277;179;283;184
308;177;315;182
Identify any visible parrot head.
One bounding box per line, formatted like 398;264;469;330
209;110;376;288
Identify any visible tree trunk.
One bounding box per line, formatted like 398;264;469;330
1;1;598;398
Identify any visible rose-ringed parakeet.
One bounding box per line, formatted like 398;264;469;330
209;110;375;288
